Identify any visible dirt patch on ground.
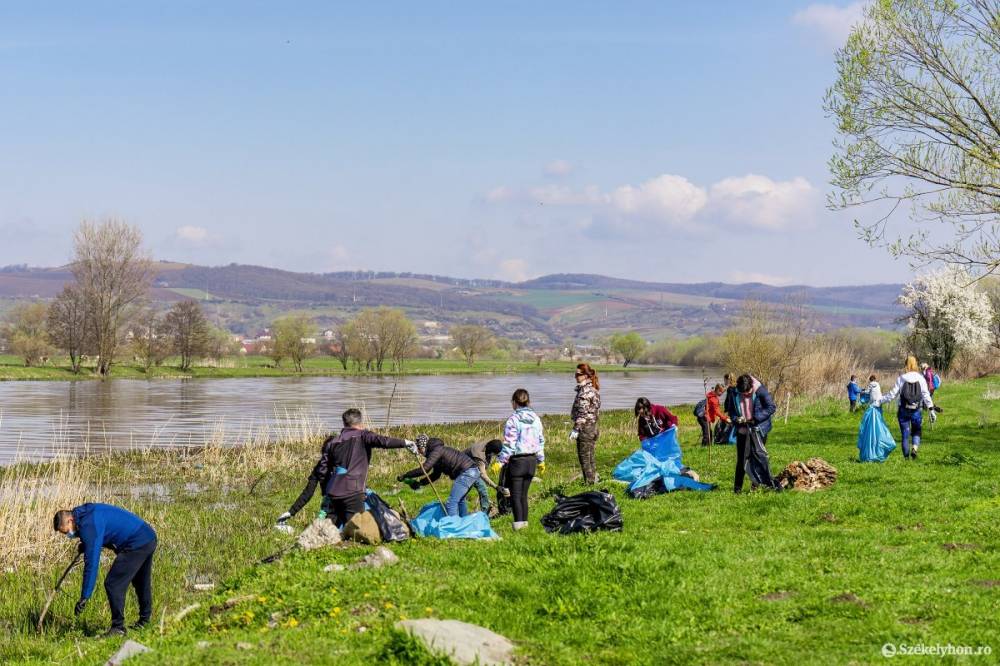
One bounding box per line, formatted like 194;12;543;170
941;542;980;551
760;591;794;601
899;617;928;625
830;593;868;608
820;513;838;523
970;579;1000;588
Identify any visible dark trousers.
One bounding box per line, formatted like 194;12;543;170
504;454;537;522
697;417;711;445
734;430;779;493
104;537;156;629
576;424;598;484
849;399;858;412
324;493;365;527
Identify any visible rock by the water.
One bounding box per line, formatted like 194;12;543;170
776;457;837;491
396;619;514;665
297;519;342;550
104;640;151;666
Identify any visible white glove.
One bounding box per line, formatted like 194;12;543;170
404;439;418;454
276;511;292;524
929;410;937;423
500;487;511;498
569;430;579;441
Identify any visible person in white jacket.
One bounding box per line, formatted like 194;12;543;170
874;356;935;459
866;374;882;409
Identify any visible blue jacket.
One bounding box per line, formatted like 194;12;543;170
847;381;861;401
724;382;777;437
73;503;156;600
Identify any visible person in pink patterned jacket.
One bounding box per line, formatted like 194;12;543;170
497;388;545;530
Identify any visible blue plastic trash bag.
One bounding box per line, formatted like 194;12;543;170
857;406;896;462
639;427;683;464
410;502;499;540
614;427;714;496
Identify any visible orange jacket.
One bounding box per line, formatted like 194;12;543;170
705;391;729;423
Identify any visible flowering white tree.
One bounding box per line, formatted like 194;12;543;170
898;267;992;370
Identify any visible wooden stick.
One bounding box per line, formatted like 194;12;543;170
784;392;791;425
385;382;398;428
36;552;82;633
408;446;448;513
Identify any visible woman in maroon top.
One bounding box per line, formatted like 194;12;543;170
634;397;678;441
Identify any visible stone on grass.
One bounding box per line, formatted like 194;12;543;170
776;458;837;491
104;640;151;666
342;511;382;545
350;546;398;570
396;619;514;665
323;563;346;573
297;519;342;550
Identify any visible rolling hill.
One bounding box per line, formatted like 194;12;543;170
0;263;904;345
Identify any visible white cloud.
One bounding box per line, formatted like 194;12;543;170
792;2;867;47
497;258;531;283
728;271;796;286
175;225;209;243
708;174;816;230
608;174;708;225
483;186;515;203
544;159;575;177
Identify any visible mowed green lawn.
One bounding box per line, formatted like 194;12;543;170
2;377;998;664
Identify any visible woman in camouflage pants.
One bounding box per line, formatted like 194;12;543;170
571;363;601;484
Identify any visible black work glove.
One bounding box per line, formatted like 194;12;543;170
396;474;405;482
77;541;85;554
74;598;88;616
932;405;943;413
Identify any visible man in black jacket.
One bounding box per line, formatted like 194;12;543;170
398;437;481;517
275;436;337;531
312;408;416;527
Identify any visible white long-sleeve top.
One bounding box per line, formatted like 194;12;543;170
866;380;882;404
877;371;933;409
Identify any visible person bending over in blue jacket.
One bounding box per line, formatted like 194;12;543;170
724;374;781;493
53;503;157;637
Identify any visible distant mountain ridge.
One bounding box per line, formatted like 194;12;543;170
0;263;905;344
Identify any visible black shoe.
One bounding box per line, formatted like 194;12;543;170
129;619;150;631
101;626;126;638
911;449;918;460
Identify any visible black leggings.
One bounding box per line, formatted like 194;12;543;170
105;537;156;629
504;455;537;522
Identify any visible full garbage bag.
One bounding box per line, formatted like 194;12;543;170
409;502;499;540
541;491;623;534
857;406;896;462
613;428;715;497
365;489;410;542
744;428;781;490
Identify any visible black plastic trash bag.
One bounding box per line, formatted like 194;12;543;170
714;422;734;445
744;429;781;490
541;491;623;534
365;490;411;542
495;465;511;516
628;477;667;499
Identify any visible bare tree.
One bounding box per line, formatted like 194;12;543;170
826;0;1000;273
721;300;809;397
205;326;240;362
329;323;354;370
3;302;51;367
451;325;495;367
353;307;414;372
272;315;314;372
71;220;152;375
563;338;577;362
165;300;210;370
130;308;170;372
595;335;615;365
47;284;90;373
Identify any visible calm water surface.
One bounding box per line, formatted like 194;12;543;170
0;368;719;463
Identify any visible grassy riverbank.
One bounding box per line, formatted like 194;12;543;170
0;355;650;381
2;377;999;664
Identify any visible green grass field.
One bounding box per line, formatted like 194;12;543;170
0;355;643;381
2;377;998;664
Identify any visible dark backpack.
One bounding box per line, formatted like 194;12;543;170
693;399;707;418
900;381;922;409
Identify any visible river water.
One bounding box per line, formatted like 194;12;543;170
0;367;717;464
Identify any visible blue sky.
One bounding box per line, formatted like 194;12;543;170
0;1;906;286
